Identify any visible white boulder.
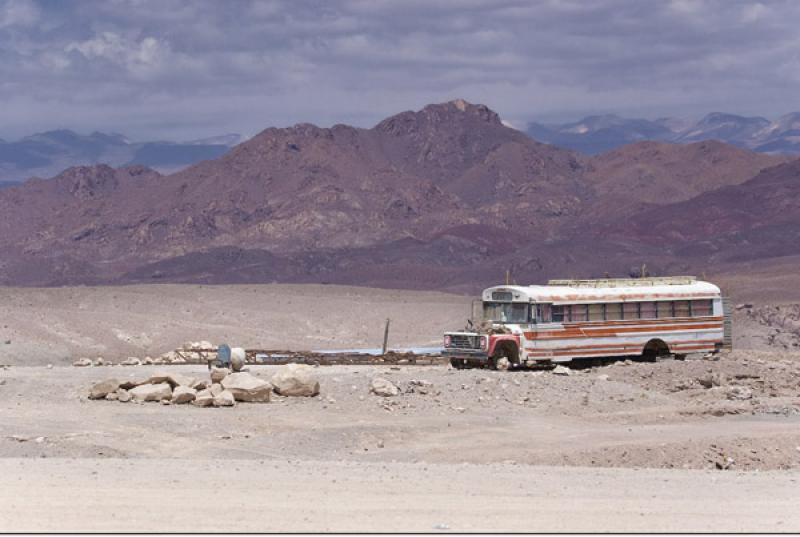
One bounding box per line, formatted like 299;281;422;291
130;383;172;402
192;389;214;407
221;372;272;402
270;364;320;397
210;367;230;384
171;386;197;404
89;378;121;400
73;358;92;367
230;347;246;372
214;389;236;407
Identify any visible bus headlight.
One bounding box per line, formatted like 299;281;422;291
479;336;488;350
443;335;452;348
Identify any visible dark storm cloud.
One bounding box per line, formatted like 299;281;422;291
1;0;799;140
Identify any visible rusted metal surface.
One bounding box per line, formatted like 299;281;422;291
170;348;447;366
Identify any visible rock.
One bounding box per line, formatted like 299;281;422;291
214;389;236;407
552;365;572;376
191;379;209;391
171;386;197;404
409;379;433;387
94;357;105;366
129;383;172;402
209;383;223;397
221;372;272;402
270;364;320;397
89;378;121;400
121;357;141;366
230;347;246;372
192;389;214;407
596;374;609;381
171;356;186;364
152;357;164;365
370;377;400;397
116;389;132;403
105;392;119;401
143;357;154;365
148;372;195;388
118;378;147;390
72;358;92;367
726;386;753;401
698;372;724;389
210;367;230;384
199;340;214;349
46;364;53;369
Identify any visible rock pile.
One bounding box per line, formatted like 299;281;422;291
88;364;319;408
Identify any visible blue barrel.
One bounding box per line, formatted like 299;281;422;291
217;344;231;367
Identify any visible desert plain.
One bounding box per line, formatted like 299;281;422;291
0;281;799;532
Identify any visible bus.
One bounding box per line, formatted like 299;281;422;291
443;276;731;369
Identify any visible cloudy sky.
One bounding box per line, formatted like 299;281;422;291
1;0;799;141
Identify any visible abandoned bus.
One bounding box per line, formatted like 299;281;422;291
443;276;731;369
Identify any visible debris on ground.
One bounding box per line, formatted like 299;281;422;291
370;377;400;397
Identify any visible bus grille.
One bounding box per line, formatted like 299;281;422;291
450;334;480;350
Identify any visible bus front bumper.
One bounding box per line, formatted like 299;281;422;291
442;349;489;362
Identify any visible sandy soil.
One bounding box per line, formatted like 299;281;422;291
1;283;799;532
0;284;471;365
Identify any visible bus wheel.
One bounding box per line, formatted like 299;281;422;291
450;358;466;369
642;339;670;362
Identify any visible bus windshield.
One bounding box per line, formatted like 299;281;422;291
483;302;529;323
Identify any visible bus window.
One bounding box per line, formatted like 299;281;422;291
588;304;604;321
640;302;656;319
535;304;552;323
674;300;690;317
606;303;623;320
623;302;639;319
692;299;713;316
656;301;673;318
552;305;565;322
570;304;588;322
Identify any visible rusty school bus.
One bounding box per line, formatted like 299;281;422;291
443;276;731;370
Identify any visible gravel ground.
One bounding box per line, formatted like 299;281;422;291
2;352;799;471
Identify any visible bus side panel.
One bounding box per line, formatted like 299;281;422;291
522;317;724;363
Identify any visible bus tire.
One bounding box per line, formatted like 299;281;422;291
642;339;670;362
450;358;466;369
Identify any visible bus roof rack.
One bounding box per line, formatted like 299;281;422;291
546;276;697;288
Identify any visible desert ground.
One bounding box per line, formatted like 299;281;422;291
1;283;799;532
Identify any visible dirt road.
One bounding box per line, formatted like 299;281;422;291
1;458;798;533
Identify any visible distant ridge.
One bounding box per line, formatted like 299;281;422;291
0;99;795;291
527;111;800;155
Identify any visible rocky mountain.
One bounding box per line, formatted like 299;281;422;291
528;112;800;156
527;115;675;155
0;130;241;183
673;112;771;146
0;99;796;291
584;140;791;209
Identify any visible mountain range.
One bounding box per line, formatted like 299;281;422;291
0;130;243;183
528;112;800;155
0;99;797;292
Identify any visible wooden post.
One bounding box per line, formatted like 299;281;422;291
382;318;391;355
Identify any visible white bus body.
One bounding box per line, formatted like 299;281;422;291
443;276;729;368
